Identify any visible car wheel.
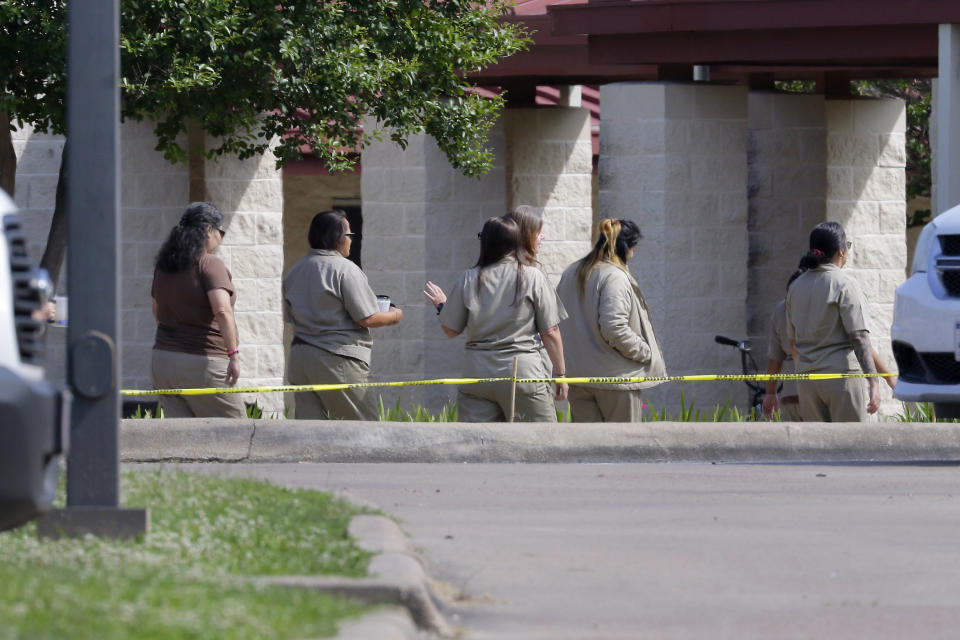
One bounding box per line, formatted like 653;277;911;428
933;402;960;421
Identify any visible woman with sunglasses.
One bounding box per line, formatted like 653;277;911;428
785;221;881;421
556;218;666;422
283;210;402;420
151;201;245;417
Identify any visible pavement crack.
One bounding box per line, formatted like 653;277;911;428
245;422;256;461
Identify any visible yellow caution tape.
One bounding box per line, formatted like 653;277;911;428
121;372;897;397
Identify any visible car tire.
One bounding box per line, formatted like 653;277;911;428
933;402;960;421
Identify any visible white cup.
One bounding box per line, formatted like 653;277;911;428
376;295;391;312
52;295;68;325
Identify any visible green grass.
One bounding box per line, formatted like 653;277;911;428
378;395;458;422
0;470;373;639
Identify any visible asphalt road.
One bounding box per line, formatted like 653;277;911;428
178;462;960;639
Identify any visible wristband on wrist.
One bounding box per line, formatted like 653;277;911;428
228;347;239;357
436;302;444;315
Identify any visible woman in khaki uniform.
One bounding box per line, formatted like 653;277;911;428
284;210;403;420
765;266;897;420
425;216;568;422
785;222;881;421
555;219;666;422
762;271;804;421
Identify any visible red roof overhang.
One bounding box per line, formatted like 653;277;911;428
469;0;960;86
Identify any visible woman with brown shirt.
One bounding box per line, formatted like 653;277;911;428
151;202;245;418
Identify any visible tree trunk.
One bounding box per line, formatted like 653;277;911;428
40;141;68;290
0;112;16;198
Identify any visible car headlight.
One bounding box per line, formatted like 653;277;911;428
911;221;937;275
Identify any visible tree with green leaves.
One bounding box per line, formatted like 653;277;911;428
1;0;528;284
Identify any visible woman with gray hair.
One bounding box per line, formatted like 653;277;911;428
151;202;245;417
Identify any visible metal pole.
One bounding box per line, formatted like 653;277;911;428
937;24;960;214
508;356;519;423
65;1;121;507
36;0;148;540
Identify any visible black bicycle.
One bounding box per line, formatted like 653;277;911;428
714;335;781;416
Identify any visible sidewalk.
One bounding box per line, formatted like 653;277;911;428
121;419;960;463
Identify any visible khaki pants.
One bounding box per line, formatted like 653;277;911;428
780;397;804;422
568;385;643;422
288;343;378;421
458;350;557;423
151;349;246;418
797;376;868;422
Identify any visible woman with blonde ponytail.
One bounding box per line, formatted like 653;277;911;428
556;219;666;421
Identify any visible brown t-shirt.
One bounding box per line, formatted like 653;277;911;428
152;253;236;358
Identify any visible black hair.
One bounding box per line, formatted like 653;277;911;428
575;218;642;295
614;219;641;263
308;210;348;250
786;268;804;291
797;221;847;272
475;216;524;303
155;202;224;273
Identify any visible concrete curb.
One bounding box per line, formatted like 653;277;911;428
122;419;960;463
256;515;451;638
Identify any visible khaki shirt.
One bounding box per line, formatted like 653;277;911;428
556;261;666;390
283;249;380;364
440;258;566;364
785;264;870;373
767;300;797;398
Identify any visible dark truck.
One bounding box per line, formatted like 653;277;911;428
0;190;69;531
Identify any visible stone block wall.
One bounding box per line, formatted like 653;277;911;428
10;124;68;385
361;120;508;410
747;92;826;361
825;97;906;417
119;120;191;394
281;169;361;276
205;137;285;412
12;120;286;414
504;107;594;285
600;82;749;411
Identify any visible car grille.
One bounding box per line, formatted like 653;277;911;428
919;353;960;383
939;235;960;255
3;214;44;364
937;235;960;296
894;342;960;385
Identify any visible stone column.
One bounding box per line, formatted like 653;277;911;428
205;138;285;413
599;82;749;411
746;92;826;360
504;107;594;286
11;124;68;386
119;120;190;395
361;121;507;412
825;97;907;416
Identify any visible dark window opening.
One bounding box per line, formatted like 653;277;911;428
335;199;363;269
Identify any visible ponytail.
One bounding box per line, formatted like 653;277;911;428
575;218;641;295
796;221;846;275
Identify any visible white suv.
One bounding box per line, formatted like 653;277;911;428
892;202;960;417
0;190;69;531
